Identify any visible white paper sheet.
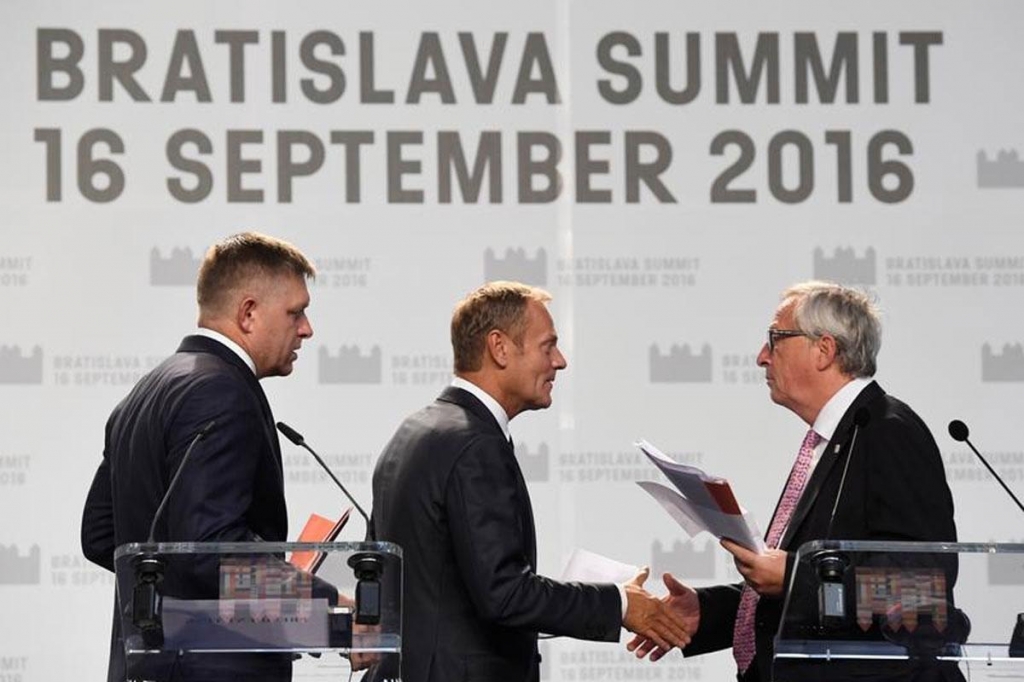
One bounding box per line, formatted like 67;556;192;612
559;547;639;584
636;439;765;553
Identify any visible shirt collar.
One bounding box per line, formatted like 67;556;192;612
812;376;872;443
451;376;511;440
195;327;257;376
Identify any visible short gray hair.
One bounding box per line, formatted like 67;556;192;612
782;281;881;378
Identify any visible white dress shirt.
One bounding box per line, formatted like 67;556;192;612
808;376;873;475
195;327;257;375
450;376;511;440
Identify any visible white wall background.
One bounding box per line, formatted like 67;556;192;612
2;1;1023;680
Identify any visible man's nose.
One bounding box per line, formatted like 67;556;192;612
756;343;770;367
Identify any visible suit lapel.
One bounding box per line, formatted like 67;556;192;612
438;386;538;566
780;381;884;549
177;335;284;477
508;439;539;568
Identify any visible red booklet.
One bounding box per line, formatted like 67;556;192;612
288;508;352;574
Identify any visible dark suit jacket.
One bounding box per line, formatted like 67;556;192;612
685;381;958;682
369;386;623;682
81;335;291;682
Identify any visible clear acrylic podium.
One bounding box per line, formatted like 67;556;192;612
774;540;1024;682
113;541;402;681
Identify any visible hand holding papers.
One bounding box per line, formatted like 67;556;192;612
636;439;764;553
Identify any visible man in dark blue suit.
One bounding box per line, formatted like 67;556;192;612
81;232;316;681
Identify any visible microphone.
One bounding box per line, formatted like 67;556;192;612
276;422;371;529
949;419;1023;658
817;408;870;628
277;422;380;626
135;419;216;648
948;420;1024;514
825;408;871;541
148;420;218;543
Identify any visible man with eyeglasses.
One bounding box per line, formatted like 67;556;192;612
629;281;959;682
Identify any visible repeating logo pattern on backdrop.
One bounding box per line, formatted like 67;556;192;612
0;255;32;287
650;344;713;383
49;550;113;588
553;644;704;681
319;346;383;384
312;255;372;289
977;149;1024;188
0;346;43;384
652;539;717;580
483;247;702;289
0;453;30;487
150;247;201;286
282;451;373;487
0;656;28;682
817;245;1024;289
943;447;1024;485
515;441;550;482
0;545;40;585
484;247;547;285
556;447;702;485
318;347;454;387
982;344;1024;382
51;352;164;387
813;247;877;285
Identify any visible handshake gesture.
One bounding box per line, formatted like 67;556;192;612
626;539;781;661
621;567;699;654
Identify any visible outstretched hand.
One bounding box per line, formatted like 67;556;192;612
626;572;700;661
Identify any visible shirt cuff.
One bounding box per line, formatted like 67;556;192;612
618;583;628;620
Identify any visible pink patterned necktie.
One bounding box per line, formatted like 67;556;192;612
732;428;821;674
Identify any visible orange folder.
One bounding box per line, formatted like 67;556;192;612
288;508;352;574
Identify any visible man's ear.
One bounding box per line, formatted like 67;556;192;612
814;334;839;371
485;329;510;369
237;296;258;334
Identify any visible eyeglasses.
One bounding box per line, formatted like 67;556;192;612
767;328;807;352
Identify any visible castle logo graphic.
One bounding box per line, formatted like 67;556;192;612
649;344;712;383
813;246;877;285
483;248;547;285
0;544;41;585
318;345;383;384
0;345;43;384
982;343;1024;382
150;247;201;286
515;442;550;483
977;149;1024;188
652;539;715;580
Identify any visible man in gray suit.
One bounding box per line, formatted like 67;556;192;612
370;281;692;682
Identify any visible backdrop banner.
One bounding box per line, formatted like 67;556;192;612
2;2;1023;680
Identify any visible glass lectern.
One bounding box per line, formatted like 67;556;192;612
774;540;1024;682
113;541;402;681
